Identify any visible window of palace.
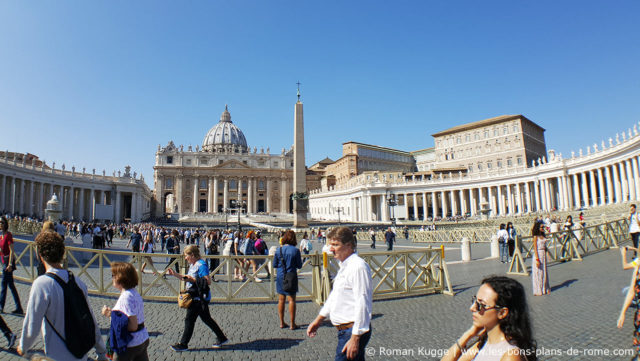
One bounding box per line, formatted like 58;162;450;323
503;127;508;135
199;179;207;189
484;130;489;138
200;158;208;165
186;159;192;165
507;158;513;167
493;129;498;136
243;160;248;165
475;133;479;140
273;161;279;167
497;160;503;168
166;156;173;164
468;165;473;172
465;134;470;142
259;180;265;190
218;160;223;165
165;178;173;188
230;180;237;189
517;157;523;165
513;124;518;132
456;136;461;144
487;161;492;169
478;163;483;171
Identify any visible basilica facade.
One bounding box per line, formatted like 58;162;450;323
153;106;319;218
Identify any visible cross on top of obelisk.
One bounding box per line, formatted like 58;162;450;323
296;81;301;101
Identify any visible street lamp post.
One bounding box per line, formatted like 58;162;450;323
335;206;343;225
230;200;247;232
387;194;397;228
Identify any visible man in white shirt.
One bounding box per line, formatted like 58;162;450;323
307;226;373;361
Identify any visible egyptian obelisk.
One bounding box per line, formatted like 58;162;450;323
293;82;308;228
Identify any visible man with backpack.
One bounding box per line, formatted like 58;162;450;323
18;231;107;360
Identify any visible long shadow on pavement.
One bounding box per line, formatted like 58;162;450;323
189;338;304;352
550;278;578;292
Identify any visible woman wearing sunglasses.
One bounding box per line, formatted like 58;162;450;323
441;276;536;361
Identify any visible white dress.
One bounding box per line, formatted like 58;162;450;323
474;340;520;361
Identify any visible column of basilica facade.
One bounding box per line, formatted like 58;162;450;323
310;126;640;222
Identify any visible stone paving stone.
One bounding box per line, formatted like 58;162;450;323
0;235;633;360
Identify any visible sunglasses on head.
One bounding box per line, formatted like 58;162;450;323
471;295;503;313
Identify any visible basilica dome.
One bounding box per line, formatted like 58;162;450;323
202;105;248;152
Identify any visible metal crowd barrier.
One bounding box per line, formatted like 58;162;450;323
11;240;453;305
507;217;630;275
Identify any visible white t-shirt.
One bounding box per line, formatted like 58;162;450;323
630;213;640;233
113;288;148;347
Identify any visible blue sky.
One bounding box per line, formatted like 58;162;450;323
1;1;639;186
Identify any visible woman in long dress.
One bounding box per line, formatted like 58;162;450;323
531;221;550;296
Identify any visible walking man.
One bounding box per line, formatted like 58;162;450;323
384;228;395;251
307;226;372;361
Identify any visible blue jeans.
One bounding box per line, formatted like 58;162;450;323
499;242;509;262
335;326;372;361
0;267;21;311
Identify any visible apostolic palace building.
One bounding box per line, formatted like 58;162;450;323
2;107;640;225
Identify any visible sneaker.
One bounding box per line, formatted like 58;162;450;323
212;338;229;348
7;333;16;348
170;343;188;352
254;277;263;283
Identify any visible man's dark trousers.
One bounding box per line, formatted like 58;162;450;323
335;327;372;361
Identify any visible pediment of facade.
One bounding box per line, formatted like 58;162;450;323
213;160;252;170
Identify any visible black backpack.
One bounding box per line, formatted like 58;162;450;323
45;272;96;358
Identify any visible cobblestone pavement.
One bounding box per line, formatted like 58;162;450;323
0;235;633;360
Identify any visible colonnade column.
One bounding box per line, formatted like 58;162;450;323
563;176;571;210
579;173;589;208
633;157;640;201
470;188;477;216
488;187;495;216
612;164;621;203
0;176;5;211
589;171;597;207
572;174;581;208
514;183;522;214
440;191;446;218
605;166;614;204
78;188;84;221
381;194;389;221
626;160;636;201
68;187;75;220
449;191;456;217
431;192;437;219
422;192;428;221
115;190;121;223
497;186;503;215
90;189;95;220
412;193;418;220
597;168;605;206
621;162;629;201
460;190;466;216
524;182;531;213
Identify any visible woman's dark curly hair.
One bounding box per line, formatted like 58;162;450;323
531;220;545;238
479;276;537;360
35;231;65;265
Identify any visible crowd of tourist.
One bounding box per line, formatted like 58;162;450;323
3;205;640;360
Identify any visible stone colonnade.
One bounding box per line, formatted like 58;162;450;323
0;161;151;223
309;144;640;222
